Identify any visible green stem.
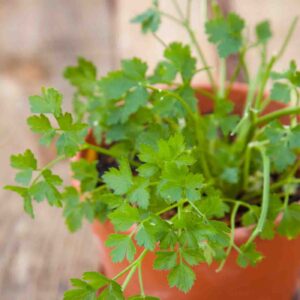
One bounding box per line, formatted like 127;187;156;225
152;32;167;47
223;198;252;210
171;0;185;19
122;264;137;291
242;147;251;191
188;200;207;221
276;17;299;61
216;202;240;272
113;249;148;281
218;58;226;99
255;106;300;126
32;155;65;186
138;264;145;297
186;0;192;23
184;23;216;90
160;11;183;25
245;147;270;247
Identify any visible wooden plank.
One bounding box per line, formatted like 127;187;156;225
0;1;115;299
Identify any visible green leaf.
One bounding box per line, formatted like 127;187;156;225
62;187;94;232
108;204;140;231
27;114;56;146
30;169;62;207
150;61;177;84
135;223;156;250
197;191;229;219
264;123;297;171
106;234;136;262
64;57;97;96
64;272;110;300
27;114;52;133
164;42;196;82
4;185;34;217
181;248;204;266
71;159;98;192
11;149;37;170
99;71;135;100
10;149;37;185
55;113;87;157
256;20;272;44
128;177;150;209
278;203;300;239
122;58;148;81
131;7;161;33
168;263;196;293
103;159;133;195
29;87;62;117
120;86;149;123
270;82;291;103
205;13;245;58
154;251;177;270
237;243;263;268
98;281;124;300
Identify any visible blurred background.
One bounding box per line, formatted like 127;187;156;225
1;1;300;299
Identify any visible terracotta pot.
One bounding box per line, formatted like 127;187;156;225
79;83;300;300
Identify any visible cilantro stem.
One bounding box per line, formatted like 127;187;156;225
223;198;252;210
255;106;300;126
216;202;240;272
186;0;192;23
160;11;182;25
138;263;145;297
171;0;185;19
32;154;65;186
218;58;226;99
152;32;167;47
113;249;148;282
121;264;137;291
183;22;216;90
276;17;298;61
242;146;251;191
83;143;140;167
245;147;270;247
188;200;207;221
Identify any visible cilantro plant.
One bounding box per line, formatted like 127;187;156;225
5;1;300;299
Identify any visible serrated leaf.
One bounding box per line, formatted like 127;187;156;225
237;243;263;268
4;185;34;217
30;169;62;207
122;58;148;81
103;159;133;195
205;13;245;58
29;87;62;117
154;251;177;270
99;71;135;100
135;223;156;250
270;82;291;103
120;86;149;123
278;203;300;239
256;20;272;44
164;42;196;82
27;114;52;133
71;159;98;192
106;234;136;262
64;57;97;96
11;149;37;170
128;177;150;209
131;7;161;33
168;263;195;293
108;204;140;231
